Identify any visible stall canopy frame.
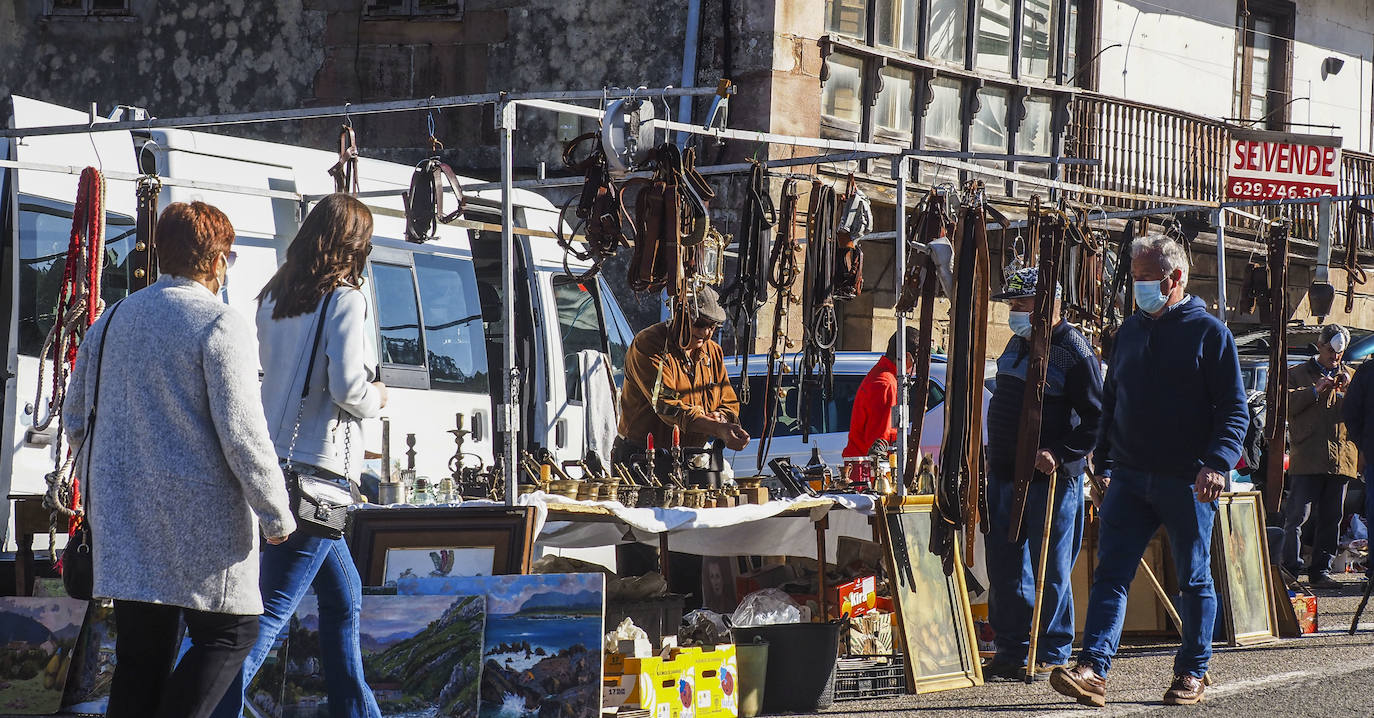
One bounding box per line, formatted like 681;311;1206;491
6;84;1365;505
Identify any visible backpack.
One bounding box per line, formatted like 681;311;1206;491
1237;389;1269;477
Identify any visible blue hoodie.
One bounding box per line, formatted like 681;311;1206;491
1094;295;1248;477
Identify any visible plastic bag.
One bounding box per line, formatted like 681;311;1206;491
731;588;804;627
680;609;731;645
604;617;650;653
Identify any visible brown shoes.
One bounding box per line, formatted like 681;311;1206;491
1049;663;1107;708
1163;674;1207;705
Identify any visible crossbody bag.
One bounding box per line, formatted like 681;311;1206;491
283;292;355;540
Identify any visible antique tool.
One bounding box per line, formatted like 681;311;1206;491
1263;220;1290;516
1025;467;1060;684
670;426;686;488
1009;201;1068;543
644;432;658;486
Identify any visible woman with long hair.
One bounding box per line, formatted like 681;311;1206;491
213;192;386;718
63;201;295;718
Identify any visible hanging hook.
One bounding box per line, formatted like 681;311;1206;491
426;96;443;153
659;85;673;146
343;102;354;130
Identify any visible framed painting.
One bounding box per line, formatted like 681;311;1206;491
1212;492;1279;646
880;496;983;694
349;506;537;587
0;597;87;714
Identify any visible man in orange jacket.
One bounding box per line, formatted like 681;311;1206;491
844;328;920;458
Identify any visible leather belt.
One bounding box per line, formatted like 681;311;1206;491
1264;220;1290;515
1007;199;1068;543
130;174;161;291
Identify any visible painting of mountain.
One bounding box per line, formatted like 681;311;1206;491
396;573;605;718
281;594;485;718
0;597;86;715
60;602;117;715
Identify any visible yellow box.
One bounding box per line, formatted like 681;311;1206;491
604;648;698;718
689;645;739;718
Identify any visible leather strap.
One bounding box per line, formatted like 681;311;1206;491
757;178;800;470
1264;221;1289;516
328;125;360;196
403;158;465;243
1345;200;1371;313
724;161;775;405
131;175;161;291
800;181;839;444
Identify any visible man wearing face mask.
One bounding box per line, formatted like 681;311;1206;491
982;268;1103;682
1051;235;1248;708
1282;324;1356;590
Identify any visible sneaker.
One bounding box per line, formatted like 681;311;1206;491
1163;674;1206;705
1309;574;1342;590
1050;663;1107;707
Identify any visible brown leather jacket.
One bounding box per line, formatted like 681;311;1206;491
1286;358;1359;479
617;322;740;449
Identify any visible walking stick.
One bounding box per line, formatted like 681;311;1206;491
1350;576;1374;634
1025;468;1059;684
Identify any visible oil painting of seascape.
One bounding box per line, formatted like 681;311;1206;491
0;597;86;715
281;594;486;718
396;573;605;718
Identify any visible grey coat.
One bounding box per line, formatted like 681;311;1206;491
63;275;296;615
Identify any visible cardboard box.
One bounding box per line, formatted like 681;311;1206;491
1291;594;1318;634
834;575;878;618
604;648;696;717
845;611;895;656
689;644;739;718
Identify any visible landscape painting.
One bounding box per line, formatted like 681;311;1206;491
60;602;116;715
0;597;87;715
396;573;605;718
281;594;486;718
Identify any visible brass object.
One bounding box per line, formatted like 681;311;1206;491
618;487;639;506
550;479;581;500
683;488;706;509
577;481;602;501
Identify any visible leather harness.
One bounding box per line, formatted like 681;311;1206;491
899;190;946;488
558;132;632;280
725;161;776;404
800;181;840;443
1344;200;1371;313
756;178;801;470
1007;199;1068;543
403;158;465;243
328;125;360;196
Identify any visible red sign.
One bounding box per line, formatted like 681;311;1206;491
1226;129;1341;201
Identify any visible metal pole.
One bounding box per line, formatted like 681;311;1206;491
1214;209;1228;322
893;156;910;496
498;99;519;506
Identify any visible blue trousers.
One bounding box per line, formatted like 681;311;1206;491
210;531;381;718
1078;467;1217;678
985;469;1085;666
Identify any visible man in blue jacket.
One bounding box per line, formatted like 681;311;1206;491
1050;235;1248;708
983;268;1103;682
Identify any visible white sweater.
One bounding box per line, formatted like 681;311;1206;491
256;286;382;481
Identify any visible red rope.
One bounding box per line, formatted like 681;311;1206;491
58;168;105;529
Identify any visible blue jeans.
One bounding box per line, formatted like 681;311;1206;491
210;530;380;718
985;468;1084;666
1078;467;1217;679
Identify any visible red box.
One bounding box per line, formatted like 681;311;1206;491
1292;594;1318;634
834;575;878;618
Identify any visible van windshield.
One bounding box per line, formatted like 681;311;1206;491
17;196;135;357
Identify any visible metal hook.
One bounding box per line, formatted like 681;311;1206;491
660;85;673;146
426;96;443;153
343;102;353;130
138;138;161;176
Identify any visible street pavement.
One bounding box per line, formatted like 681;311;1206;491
823;572;1374;717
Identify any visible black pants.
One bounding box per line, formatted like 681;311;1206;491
1281;473;1350;579
108;600;259;718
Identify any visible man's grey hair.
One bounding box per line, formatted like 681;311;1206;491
1320;323;1351;348
1130;233;1190;286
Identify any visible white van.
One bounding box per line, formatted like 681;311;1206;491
1;96;634;534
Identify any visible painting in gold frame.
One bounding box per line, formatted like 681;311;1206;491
1212;491;1279;646
880;495;983;694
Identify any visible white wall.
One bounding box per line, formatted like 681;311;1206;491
1095;0;1374;153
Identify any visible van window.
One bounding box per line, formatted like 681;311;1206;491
551;275;605;402
414;254;488;393
597;277;633;386
371;262;426;367
735;374;946;439
17;197;135;356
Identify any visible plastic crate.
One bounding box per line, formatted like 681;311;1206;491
833;655;906;701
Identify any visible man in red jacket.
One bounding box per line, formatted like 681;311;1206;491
844;328;920;458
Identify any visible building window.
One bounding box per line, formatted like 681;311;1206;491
876;66;916;134
1016;94;1054;156
827;0;869;41
823;53;867;125
364;0;463;19
876;0;919;54
928;0;969;64
919;77;964;184
1021;0;1058;79
975;0;1014;74
1234;3;1292;128
47;0;130;15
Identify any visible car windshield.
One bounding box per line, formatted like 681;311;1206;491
733;373;945;439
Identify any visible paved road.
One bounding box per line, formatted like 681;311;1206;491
823;572;1374;717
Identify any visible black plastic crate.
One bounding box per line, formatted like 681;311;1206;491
833;655;906;701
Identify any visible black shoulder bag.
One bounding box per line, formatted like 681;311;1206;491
61;300;126;600
283;293;356;540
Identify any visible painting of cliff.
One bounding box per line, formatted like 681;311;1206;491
280;594;486;718
396;573;605;718
0;597;86;715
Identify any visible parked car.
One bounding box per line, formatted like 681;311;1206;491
724;352;992;475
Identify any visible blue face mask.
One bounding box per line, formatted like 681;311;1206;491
1008;311;1033;338
1134;278;1170;314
